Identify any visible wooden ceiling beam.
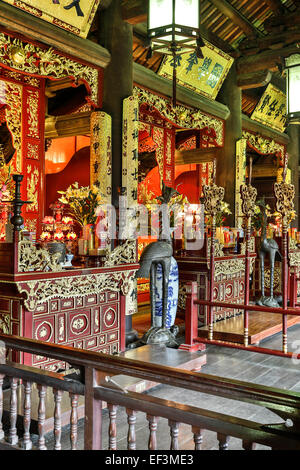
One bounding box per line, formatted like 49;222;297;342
122;0;147;25
208;0;260;38
237;44;300;74
263;0;285;16
239;28;300;55
237;70;273;89
175;147;222;166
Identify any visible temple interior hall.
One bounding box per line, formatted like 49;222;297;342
1;0;300;453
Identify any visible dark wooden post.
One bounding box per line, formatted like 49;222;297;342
98;1;137;346
84;367;102;450
179;281;205;352
217;64;242;226
287;125;299;230
98;0;133;209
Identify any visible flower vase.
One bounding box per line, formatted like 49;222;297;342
153;256;179;329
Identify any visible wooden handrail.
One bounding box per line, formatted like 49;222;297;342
195;299;300;316
1;332;300;426
0;362;84;395
1;333;300;449
95;386;300;450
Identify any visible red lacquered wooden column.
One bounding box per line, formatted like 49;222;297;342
208;217;216;341
243;218;251;347
282;224;288;353
240;160;257;347
202;179;225;343
179;282;204;352
274;159;295;354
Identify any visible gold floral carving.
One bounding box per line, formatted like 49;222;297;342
202;184;225;216
4;80;22;172
152;126;164;178
26;89;39;138
240;184;257;218
274;181;295;222
104;240;137;267
0;312;10;334
214;258;255;278
18;241;62;273
289;252;300;267
240;237;255;255
242;131;285;163
289;238;298;250
27;143;39;160
235;138;247;228
0;32;99;105
207;238;224;257
26;165;39;212
133;86;224;146
16;269;138;312
263;266;281;290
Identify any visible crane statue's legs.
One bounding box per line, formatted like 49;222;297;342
257;251;266;306
263;249;280;308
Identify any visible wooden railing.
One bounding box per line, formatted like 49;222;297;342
181;281;300;358
0;332;300;450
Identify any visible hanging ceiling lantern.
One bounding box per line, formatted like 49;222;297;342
148;0;203;105
285;54;300;125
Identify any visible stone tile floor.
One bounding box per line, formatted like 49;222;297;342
43;323;300;451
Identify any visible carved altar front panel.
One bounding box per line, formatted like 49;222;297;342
30;291;120;372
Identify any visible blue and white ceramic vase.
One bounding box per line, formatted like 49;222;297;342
153;256;179;328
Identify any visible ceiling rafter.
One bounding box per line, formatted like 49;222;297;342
208;0;262;38
121;0;147;25
263;0;286;16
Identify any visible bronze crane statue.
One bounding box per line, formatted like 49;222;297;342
257;201;281;308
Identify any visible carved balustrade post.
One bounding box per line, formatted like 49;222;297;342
147;414;158;450
6;377;18;445
126;408;136;450
192;426;203;450
217;432;230;450
0;374;4;440
240;182;257;347
202;184;225;340
69;393;79;450
274;168;295;354
37;384;47;450
21;381;32;450
53;388;63;450
108;404;117;450
168;420;180;450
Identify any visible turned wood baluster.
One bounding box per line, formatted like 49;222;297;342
22;381;32;450
53;389;63;450
69;393;79;450
0;374;4;440
126;408;136;450
217;433;229;450
7;377;18;445
147;415;158;450
168;420;179;450
37;384;47;450
242;440;257;450
108;404;117;450
192;426;203;450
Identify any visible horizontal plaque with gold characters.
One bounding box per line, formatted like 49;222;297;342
251;84;287;133
158;39;234;101
2;0;101;38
